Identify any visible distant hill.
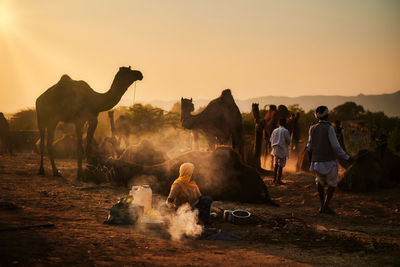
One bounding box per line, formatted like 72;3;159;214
141;91;400;117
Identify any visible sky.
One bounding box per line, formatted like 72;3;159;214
0;0;399;113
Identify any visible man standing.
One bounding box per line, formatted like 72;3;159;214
270;118;291;185
307;106;351;214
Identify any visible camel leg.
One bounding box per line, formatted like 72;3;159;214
192;130;199;150
75;122;84;179
86;117;98;160
47;123;61;177
75;122;83;179
264;138;273;170
206;134;216;151
38;127;46;175
254;125;263;169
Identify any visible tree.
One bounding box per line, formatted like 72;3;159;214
170;101;181;114
332;102;365;121
9;108;37;131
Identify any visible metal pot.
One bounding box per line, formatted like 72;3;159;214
223;210;233;222
231;210;251;225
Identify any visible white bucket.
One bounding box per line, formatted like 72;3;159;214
130;185;152;214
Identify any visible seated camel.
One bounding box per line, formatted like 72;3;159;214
180;89;244;159
339;148;400;192
86;147;278;205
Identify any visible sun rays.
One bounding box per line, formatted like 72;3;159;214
0;2;15;34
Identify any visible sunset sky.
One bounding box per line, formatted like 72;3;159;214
0;0;399;113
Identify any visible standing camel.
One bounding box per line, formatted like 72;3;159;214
36;66;143;178
180;89;244;159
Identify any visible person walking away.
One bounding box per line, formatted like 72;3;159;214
166;162;213;224
270;118;290;185
307;106;352;214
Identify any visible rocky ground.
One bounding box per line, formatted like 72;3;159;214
1;153;399;266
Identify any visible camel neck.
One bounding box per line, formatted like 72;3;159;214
181;112;199;129
92;78;133;112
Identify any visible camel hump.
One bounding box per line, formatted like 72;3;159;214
221;89;232;97
220;89;235;105
59;74;72;83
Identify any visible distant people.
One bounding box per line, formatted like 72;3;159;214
333;120;346;151
0;112;13;154
270;118;290;185
166;162;212;224
307;106;352;214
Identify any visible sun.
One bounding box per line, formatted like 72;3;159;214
0;3;14;32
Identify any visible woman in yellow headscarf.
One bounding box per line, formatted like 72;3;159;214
166;162;212;223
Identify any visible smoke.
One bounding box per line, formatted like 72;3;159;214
262;154;298;173
133;198;203;242
164;203;203;241
128;175;158;188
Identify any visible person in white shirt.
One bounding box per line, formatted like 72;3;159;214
307;106;352;214
270;118;291;184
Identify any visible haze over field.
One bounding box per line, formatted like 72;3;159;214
139;90;400;117
0;0;399;113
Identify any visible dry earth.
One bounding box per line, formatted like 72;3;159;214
1;153;399;266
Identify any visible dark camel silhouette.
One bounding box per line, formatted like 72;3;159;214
0;112;13;154
245;103;264;169
36;66;143;178
180;89;244;159
95;147;277;205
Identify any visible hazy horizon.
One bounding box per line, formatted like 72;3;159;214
1;0;399;113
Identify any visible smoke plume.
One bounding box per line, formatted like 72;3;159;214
165;203;203;241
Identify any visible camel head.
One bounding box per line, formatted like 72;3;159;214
112;66;143;92
252;103;260;122
181;97;194;114
252;103;259;114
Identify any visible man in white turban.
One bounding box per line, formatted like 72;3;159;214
307;106;352;214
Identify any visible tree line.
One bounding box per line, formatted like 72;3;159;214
7;101;400;154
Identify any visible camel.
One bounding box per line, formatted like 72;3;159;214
36;66;143;178
339;148;400;192
87;147;278;205
180;89;244;159
118;139;168;165
0;112;13;154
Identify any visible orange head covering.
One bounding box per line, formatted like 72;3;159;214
168;163;201;206
172;162;198;189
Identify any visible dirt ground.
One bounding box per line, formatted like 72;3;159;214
1;153;399;266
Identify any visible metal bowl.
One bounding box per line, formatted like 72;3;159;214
231;210;251;225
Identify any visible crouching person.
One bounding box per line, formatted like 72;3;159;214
166;162;213;224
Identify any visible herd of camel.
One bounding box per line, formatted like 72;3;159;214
2;66;305;204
